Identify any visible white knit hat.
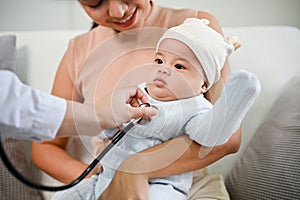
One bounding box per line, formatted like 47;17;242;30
157;18;238;88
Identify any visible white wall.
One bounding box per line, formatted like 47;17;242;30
157;0;300;28
0;0;299;31
0;0;92;31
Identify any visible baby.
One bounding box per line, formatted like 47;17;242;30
54;18;261;200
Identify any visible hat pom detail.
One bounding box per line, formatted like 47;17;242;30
226;36;241;50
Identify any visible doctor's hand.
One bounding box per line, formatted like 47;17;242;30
95;86;157;130
57;86;157;137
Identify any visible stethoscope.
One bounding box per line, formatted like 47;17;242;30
0;103;152;191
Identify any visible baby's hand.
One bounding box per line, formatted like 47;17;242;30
91;136;111;157
86;164;103;178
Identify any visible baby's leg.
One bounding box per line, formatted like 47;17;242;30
149;183;187;200
52;175;98;200
188;70;261;151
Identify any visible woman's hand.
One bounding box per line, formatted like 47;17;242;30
98;170;149;200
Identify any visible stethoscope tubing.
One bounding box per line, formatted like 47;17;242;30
0;118;141;191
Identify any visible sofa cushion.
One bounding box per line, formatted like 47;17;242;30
0;35;28;83
0;35;41;199
225;77;300;199
209;26;300;176
0;138;42;199
15;46;28;83
0;35;17;72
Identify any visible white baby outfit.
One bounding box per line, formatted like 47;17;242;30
95;83;213;198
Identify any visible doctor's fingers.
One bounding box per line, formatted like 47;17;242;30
128;106;157;121
124;87;149;107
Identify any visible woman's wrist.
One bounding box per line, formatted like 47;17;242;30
118;136;195;179
118;154;153;179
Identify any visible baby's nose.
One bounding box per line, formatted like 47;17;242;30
157;65;171;76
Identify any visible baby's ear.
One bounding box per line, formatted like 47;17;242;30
201;82;209;93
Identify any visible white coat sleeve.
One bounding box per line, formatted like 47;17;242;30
0;70;67;141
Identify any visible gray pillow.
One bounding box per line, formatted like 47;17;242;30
225;77;300;199
0;35;41;199
0;138;42;199
0;35;17;73
15;46;28;83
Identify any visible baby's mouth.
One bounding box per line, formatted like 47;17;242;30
153;78;166;87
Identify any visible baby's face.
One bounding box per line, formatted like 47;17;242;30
147;39;208;101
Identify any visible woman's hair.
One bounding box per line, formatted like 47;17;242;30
90;22;99;30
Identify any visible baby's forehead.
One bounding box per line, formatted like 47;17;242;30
157;39;202;65
157;39;195;58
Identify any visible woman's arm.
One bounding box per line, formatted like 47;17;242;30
121;131;241;177
31;138;95;183
99;132;241;200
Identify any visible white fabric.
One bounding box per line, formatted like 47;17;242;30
95;85;212;198
0;70;66;141
186;70;261;147
157;18;235;88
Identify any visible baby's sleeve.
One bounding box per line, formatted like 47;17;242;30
185;70;261;147
184;103;223;147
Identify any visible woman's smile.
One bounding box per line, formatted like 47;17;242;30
113;7;137;28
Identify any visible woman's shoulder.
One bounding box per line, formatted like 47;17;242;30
196;10;223;34
154;4;197;27
155;4;220;30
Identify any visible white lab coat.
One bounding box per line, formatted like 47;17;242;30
0;70;66;141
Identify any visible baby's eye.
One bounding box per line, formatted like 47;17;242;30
174;64;185;70
155;58;163;64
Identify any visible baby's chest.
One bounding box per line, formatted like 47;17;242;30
130;103;196;140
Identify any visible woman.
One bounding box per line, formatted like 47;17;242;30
31;1;241;199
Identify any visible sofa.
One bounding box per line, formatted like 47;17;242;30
0;26;299;199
